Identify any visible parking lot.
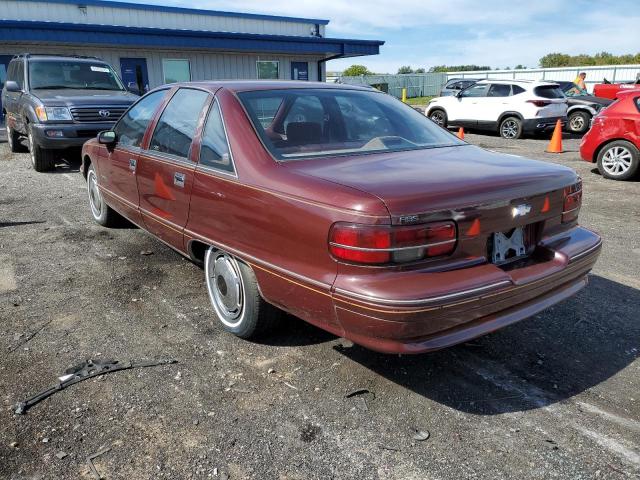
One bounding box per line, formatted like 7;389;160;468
0;132;639;479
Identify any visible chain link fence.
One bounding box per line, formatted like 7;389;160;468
336;73;448;99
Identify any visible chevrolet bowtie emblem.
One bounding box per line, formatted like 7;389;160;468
512;204;532;218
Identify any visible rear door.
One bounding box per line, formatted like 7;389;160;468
136;87;211;249
483;83;514;125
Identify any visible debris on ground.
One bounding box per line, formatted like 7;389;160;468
412;429;431;442
140;250;154;256
14;358;177;415
55;451;68;460
86;447;111;480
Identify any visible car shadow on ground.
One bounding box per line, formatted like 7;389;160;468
282;275;639;414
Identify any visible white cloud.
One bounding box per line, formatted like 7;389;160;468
173;0;639;72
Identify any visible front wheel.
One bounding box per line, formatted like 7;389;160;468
428;109;447;128
567;111;590;135
597;140;639;181
499;116;522;139
205;247;280;339
87;163;122;226
28;125;56;172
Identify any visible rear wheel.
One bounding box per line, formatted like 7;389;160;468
499;116;522;139
429;109;447;128
205;247;281;339
567;110;590;135
87;163;122;226
597;140;639;181
28;125;55;172
6;123;25;153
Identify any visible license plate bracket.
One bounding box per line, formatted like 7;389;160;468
491;227;527;265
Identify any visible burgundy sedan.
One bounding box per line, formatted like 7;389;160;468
81;81;602;354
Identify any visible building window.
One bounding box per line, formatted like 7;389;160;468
257;61;279;80
162;59;191;84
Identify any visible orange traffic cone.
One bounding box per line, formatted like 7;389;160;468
457;127;464;140
546;120;563;153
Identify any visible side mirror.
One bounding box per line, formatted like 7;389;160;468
98;130;117;145
5;81;21;93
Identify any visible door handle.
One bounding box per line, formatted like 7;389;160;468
129;158;137;172
174;172;185;188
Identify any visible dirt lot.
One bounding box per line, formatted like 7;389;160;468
0;130;639;480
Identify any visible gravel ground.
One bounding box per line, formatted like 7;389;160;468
0;130;639;480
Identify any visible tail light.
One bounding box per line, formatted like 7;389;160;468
527;100;551;107
562;179;582;223
329;221;457;265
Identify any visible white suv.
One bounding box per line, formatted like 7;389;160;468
426;80;568;139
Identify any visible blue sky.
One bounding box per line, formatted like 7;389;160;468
128;0;639;73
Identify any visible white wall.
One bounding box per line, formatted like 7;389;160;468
0;0;325;37
0;43;322;86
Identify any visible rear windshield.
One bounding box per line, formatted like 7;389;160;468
29;60;124;91
238;88;463;161
534;85;564;99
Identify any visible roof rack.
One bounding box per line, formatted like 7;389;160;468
11;53;103;61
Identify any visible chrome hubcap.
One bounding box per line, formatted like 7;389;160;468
570;115;585;131
206;250;244;327
430;112;445;126
87;170;103;219
501;120;518;139
602;146;632;176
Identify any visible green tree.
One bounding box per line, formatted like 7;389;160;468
514;64;526;70
342;64;372;76
539;51;640;68
429;65;491;72
414;68;426;73
397;66;414;74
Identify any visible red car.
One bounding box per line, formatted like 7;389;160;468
81;82;601;354
580;90;640;180
594;82;640;100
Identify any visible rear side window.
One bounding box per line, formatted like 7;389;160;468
487;84;512;97
635;97;640;113
512;85;526;95
534;86;564;99
150;88;209;159
199;100;233;173
115;89;166;148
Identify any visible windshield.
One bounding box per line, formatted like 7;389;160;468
29;60;124;91
238;88;463;160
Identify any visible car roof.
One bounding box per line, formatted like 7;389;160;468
14;54;107;63
161;80;379;94
475;79;559;87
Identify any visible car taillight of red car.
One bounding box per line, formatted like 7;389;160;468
562;179;582;223
329;221;457;265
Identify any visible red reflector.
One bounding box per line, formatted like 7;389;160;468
329;221;457;265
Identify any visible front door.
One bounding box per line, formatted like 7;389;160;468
291;62;309;81
136;88;210;249
102;89;168;224
0;55;13;124
448;83;489;127
120;58;149;96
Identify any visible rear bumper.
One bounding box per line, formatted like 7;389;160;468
522;116;567;134
332;226;601;354
30;122;114;149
